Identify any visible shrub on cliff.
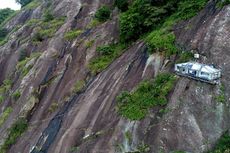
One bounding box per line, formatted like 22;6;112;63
95;6;111;22
117;73;177;120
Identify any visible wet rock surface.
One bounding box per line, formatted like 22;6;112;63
0;0;230;153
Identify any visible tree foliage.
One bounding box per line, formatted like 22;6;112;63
95;6;111;22
16;0;33;7
114;0;129;12
119;0;209;43
0;8;15;25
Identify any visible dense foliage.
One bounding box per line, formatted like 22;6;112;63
0;8;15;25
119;0;209;54
95;6;111;22
117;73;176;120
119;0;178;42
0;8;15;42
0;28;8;42
16;0;33;7
114;0;129;12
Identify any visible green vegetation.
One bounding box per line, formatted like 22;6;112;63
0;8;15;25
88;43;126;75
0;96;4;103
16;0;33;7
85;40;95;48
24;0;41;10
176;51;194;63
87;19;101;28
114;0;128;12
136;143;151;153
64;29;82;41
0;118;28;153
146;0;208;55
146;29;177;56
117;73;176;120
16;52;41;77
33;17;65;42
217;0;230;8
215;85;226;103
208;132;230;153
0;28;8;42
12;90;21;101
43;10;54;22
72;80;86;93
95;6;111;22
27;19;40;26
69;146;80;152
119;0;176;42
48;102;59;113
0;107;13;127
119;0;208;55
0;8;15;44
124;131;132;145
18;49;28;61
0;79;13;103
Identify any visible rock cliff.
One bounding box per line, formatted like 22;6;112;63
0;0;230;153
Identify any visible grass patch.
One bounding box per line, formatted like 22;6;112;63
69;146;80;152
207;132;230;153
215;85;226;103
85;40;95;49
88;43;126;75
0;118;28;153
72;80;86;93
33;17;65;43
87;19;101;29
117;73;177;120
12;90;21;101
16;52;41;77
0;107;13;127
48;102;59;113
0;79;13;102
64;29;82;41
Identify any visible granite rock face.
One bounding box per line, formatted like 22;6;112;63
0;0;230;153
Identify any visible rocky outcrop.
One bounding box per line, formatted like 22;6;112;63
0;0;230;153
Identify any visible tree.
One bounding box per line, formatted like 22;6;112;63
0;8;15;25
16;0;33;7
0;28;8;41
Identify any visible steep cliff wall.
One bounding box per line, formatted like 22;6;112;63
0;0;230;153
